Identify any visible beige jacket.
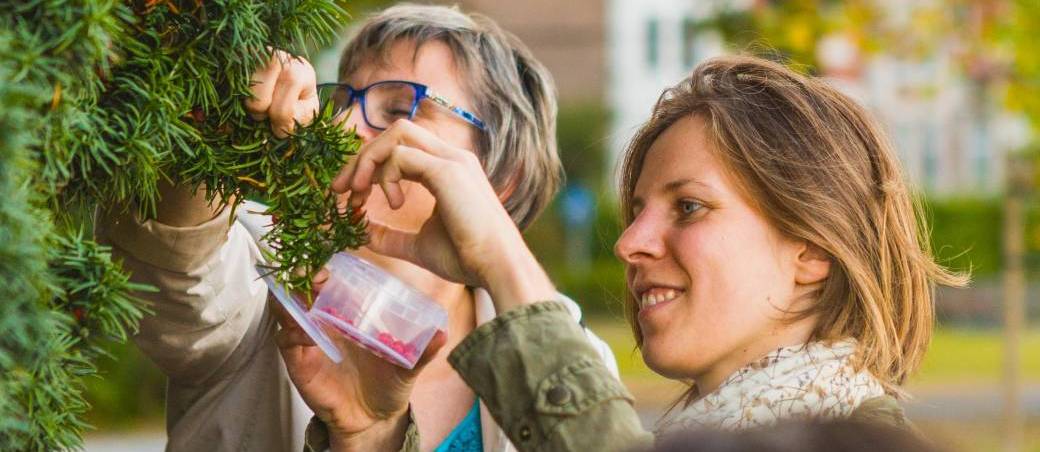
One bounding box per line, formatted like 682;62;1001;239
97;200;618;452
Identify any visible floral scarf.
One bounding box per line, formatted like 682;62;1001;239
657;339;886;433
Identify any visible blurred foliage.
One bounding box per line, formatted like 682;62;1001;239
696;0;883;70
83;341;165;430
557;103;611;188
929;198;1003;277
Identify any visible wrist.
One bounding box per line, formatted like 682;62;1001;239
328;409;410;452
482;236;556;312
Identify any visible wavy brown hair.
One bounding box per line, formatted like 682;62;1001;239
619;55;967;393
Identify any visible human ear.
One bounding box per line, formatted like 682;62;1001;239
794;241;831;285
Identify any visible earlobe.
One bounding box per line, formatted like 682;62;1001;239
794;242;831;285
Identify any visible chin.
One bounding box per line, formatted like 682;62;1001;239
640;339;688;380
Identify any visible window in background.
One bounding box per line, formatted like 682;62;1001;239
646;18;659;69
682;17;698;69
923;122;938;192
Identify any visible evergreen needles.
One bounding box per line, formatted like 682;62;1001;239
0;1;362;449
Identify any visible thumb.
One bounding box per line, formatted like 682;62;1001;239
365;220;421;265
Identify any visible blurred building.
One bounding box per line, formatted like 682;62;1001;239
450;0;606;105
604;1;1030;197
817;33;1030;196
606;0;728;187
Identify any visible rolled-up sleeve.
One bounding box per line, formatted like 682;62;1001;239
97;206;271;385
449;302;653;451
303;410;421;452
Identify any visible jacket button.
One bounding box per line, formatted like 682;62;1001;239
518;425;532;441
546;385;572;406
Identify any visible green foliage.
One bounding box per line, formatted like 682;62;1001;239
927;198;1004;276
927;197;1040;277
556;103;610;187
691;0;883;70
0;31;61;447
0;0;362;449
83;340;165;430
1002;1;1040;146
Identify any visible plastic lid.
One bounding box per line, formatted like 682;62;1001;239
237;206;343;363
257;268;343;364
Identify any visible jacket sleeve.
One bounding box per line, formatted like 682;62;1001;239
303;410;421;452
96;206;272;385
448;302;654;452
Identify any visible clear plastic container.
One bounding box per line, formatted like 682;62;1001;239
311;253;448;369
257;252;447;369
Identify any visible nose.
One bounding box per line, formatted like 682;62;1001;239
614;209;667;265
340;108;380;142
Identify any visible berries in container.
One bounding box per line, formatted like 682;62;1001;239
311;252;448;369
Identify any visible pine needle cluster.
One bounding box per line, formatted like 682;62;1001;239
0;1;362;449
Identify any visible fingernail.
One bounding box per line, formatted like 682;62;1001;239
350;208;366;223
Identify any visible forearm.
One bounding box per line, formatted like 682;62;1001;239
481;232;557;314
155;178;229;227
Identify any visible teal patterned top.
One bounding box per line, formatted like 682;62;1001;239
433;399;483;452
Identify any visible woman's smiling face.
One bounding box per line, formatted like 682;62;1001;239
614;115;825;392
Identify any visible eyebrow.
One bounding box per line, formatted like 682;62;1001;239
663;178;714;193
630;178;714;211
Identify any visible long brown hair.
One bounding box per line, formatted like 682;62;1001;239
619;55;967;393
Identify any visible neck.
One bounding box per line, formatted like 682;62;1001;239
694;316;818;397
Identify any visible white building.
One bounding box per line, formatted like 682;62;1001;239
605;1;1029;196
606;0;727;186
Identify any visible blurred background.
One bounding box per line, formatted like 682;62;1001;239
84;1;1040;451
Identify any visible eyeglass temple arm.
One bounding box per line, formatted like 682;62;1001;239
425;90;486;130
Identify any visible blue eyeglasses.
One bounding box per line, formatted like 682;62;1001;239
317;80;486;131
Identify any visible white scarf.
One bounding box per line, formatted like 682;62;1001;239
657;339;886;433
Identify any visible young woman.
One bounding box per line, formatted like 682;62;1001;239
97;5;616;452
290;55;965;451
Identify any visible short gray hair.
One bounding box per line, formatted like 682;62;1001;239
338;3;562;230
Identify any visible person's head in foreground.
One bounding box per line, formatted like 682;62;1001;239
615;55;966;430
649;418;945;452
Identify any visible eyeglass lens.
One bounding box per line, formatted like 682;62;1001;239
363;82;416;129
321;82;417;130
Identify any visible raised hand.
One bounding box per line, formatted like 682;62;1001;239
274;298;446;450
331;119;556;312
245;49;319;138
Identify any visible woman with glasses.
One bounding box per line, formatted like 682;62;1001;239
97;5;616;452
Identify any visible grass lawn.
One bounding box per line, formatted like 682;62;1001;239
911;328;1040;387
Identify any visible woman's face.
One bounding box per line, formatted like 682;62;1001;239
341;39;480;233
614;116;826;391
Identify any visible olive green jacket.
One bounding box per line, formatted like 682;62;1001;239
305;302;911;451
